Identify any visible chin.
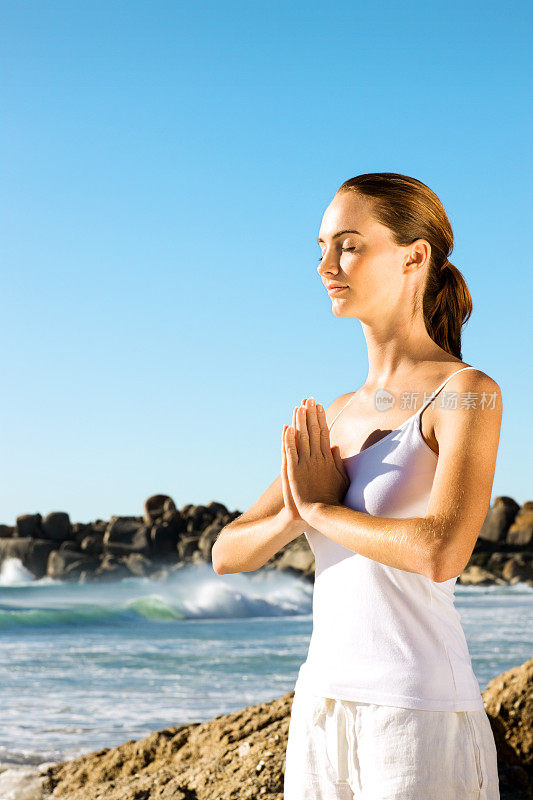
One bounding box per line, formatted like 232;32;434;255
331;302;355;318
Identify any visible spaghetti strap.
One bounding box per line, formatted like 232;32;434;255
328;393;357;431
417;365;479;415
328;366;479;432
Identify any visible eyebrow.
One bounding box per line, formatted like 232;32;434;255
317;229;364;244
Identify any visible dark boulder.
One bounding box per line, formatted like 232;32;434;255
80;534;105;556
15;513;42;538
162;508;187;534
507;503;533;546
59;541;82;553
47;550;99;580
42;511;73;541
197;520;224;560
120;552;151;577
177;535;201;561
150;523;179;554
144;494;176;525
0;537;56;578
92;554;133;582
103;517;151;555
479;497;520;543
206;501;230;516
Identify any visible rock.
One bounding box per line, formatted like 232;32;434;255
151;523;179;554
42;691;292;800
163;497;177;514
26;540;57;577
73;521;103;543
104;517;151;555
479;497;520;543
58;541;82;553
47;550;99;580
206;501;230;517
42;511;73;541
40;659;533;800
177;535;200;561
15;513;42;538
457;565;507;586
487;552;508;576
0;537;56;578
121;552;151;577
144;495;176;525
508;505;533;546
188;505;217;534
275;540;315;576
93;554;132;582
0;537;34;565
163;508;187;534
502;554;533;583
80;533;105;555
197;520;224;560
482;658;533;794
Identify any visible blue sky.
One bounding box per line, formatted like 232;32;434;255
2;0;531;524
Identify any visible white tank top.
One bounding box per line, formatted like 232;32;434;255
294;365;485;711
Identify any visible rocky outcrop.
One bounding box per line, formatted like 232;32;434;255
479;497;521;543
483;659;533;799
0;495;532;586
38;658;533;800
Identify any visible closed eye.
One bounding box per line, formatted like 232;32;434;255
317;246;358;263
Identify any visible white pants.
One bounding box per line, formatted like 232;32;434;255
284;682;500;799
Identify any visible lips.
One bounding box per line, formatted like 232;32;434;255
327;285;348;294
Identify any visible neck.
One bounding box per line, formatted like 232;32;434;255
359;316;457;389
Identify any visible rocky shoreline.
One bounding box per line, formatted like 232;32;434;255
0;494;532;586
18;657;525;799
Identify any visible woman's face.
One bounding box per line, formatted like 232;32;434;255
317;191;427;322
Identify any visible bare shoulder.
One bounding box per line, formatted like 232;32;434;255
324;391;357;428
433;365;503;450
445;365;503;412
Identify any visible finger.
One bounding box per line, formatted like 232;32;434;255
281;426;291;495
292;406;299;454
316;403;332;457
296;404;310;458
305;398;321;457
331;445;348;484
285;425;298;465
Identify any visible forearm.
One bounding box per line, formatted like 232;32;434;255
212;510;307;574
305;503;443;580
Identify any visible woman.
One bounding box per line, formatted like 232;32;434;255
212;172;502;799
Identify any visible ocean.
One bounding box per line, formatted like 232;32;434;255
1;555;532;799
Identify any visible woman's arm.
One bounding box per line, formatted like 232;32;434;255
212;508;307;574
303;370;503;582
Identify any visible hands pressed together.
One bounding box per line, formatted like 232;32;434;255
281;397;350;526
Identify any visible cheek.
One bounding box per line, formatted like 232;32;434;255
344;254;390;300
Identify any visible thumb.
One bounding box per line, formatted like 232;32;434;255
331;445;346;475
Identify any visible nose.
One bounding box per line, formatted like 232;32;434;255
317;262;339;280
317;247;341;279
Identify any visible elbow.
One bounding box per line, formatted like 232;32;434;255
427;547;462;583
423;516;462;583
211;540;228;575
212;533;239;574
212;559;225;575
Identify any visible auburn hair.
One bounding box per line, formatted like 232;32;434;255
337;172;473;360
